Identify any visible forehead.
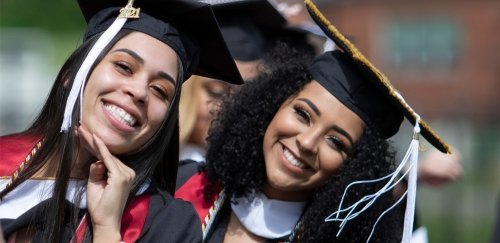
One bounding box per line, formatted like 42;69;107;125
295;80;365;138
110;31;180;79
111;31;179;60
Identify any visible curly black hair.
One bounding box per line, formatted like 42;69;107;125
296;127;403;242
204;44;403;242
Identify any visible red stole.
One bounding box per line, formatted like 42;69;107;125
175;171;220;224
0;134;41;176
0;134;152;242
73;193;151;243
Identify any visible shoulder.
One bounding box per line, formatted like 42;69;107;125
0;133;42;176
140;189;202;242
176;159;204;190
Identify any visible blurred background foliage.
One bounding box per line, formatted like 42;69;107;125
0;0;85;64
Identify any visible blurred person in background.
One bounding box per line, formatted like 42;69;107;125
179;0;320;162
394;147;463;243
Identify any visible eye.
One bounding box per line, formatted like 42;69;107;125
326;135;347;152
114;62;133;75
204;82;230;101
150;85;170;101
206;87;228;100
293;106;311;124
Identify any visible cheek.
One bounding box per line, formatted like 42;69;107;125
83;68;117;101
195;91;212;119
317;152;344;179
147;101;169;129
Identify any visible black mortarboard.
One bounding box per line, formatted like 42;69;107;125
79;0;243;84
305;2;452;240
61;0;244;131
201;0;287;61
305;0;450;153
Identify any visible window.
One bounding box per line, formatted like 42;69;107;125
388;18;459;70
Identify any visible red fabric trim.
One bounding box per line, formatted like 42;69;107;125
72;194;151;243
121;193;150;242
73;215;88;243
0;134;41;176
174;171;220;224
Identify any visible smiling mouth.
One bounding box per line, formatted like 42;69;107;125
104;103;138;127
283;146;311;169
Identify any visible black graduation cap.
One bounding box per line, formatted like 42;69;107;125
304;0;450;153
78;0;244;84
201;0;287;61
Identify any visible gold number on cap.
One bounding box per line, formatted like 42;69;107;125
119;0;141;18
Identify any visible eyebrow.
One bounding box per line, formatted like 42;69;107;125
332;125;354;147
114;48;177;86
298;98;354;146
298;98;321;116
114;48;144;64
159;72;176;86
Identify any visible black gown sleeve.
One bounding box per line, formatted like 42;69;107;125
138;188;202;243
176;159;203;191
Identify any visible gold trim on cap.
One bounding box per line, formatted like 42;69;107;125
304;0;451;153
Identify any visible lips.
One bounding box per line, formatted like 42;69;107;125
103;103;138;127
282;145;312;170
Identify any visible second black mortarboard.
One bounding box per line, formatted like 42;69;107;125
305;0;450;153
202;0;287;61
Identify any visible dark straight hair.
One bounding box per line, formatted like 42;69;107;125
1;29;183;242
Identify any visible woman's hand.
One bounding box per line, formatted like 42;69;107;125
77;125;135;242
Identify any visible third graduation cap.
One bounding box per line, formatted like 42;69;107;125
201;0;287;61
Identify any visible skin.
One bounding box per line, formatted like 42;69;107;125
81;31;178;155
186;59;257;148
183;58;258;150
223;81;365;242
77;31;179;242
261;81;365;201
417;148;463;187
188;78;232;148
235;60;261;82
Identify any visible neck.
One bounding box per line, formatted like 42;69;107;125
261;182;312;202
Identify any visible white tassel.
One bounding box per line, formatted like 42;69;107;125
60;17;127;132
324;116;422;243
401;116;421;243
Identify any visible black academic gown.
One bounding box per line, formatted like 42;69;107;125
0;135;202;242
175;160;292;243
1;185;202;243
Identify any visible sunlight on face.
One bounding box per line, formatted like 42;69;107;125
262;81;365;201
81;31;179;154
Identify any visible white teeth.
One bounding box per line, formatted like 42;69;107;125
283;148;307;169
104;104;137;127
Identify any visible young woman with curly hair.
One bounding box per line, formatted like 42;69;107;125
176;2;451;242
177;44;401;242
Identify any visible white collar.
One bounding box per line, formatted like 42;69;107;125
0;179;150;219
231;192;306;239
0;179;86;219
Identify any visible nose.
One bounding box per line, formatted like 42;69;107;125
296;128;319;155
123;79;148;104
